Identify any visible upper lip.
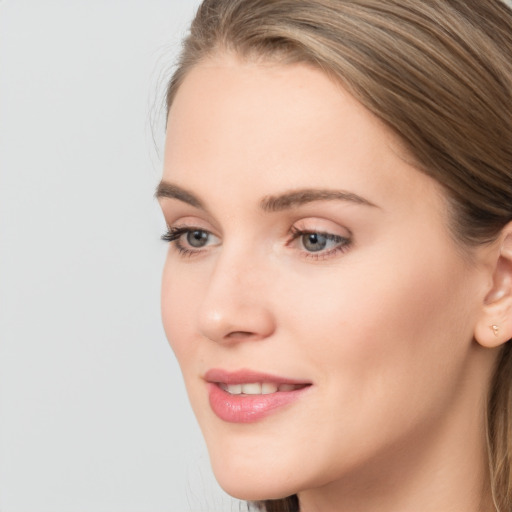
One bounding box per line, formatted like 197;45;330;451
204;368;312;386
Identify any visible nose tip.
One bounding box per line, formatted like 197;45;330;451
198;299;275;344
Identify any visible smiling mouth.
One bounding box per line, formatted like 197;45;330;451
208;378;312;423
218;382;309;395
205;368;312;422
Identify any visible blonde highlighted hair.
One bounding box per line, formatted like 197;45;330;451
166;1;512;510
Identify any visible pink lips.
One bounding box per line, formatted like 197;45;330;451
205;369;311;423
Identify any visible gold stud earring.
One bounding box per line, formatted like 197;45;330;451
492;325;499;337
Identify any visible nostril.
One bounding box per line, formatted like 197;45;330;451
226;331;256;339
197;292;276;343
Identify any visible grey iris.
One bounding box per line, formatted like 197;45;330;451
187;230;209;248
303;233;327;252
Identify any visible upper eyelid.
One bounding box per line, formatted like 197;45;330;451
291;219;353;237
165;222;351;240
162;204;353;231
288;228;352;246
290;226;350;237
167;226;217;237
164;214;221;234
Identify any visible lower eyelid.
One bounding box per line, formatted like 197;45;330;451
300;242;352;261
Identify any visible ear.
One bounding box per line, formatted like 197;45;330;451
474;224;512;348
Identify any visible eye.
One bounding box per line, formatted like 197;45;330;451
162;226;219;255
289;226;352;259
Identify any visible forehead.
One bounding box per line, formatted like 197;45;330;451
167;54;390;147
163;54;438;211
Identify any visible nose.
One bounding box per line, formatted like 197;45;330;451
196;250;276;344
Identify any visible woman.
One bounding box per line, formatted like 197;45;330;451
156;1;512;511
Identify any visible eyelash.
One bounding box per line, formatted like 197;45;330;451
161;226;207;257
161;226;352;260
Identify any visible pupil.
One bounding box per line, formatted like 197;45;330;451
303;233;327;252
187;230;208;248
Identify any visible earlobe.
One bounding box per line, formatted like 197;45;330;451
474;227;512;349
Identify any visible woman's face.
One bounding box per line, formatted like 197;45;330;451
158;55;490;501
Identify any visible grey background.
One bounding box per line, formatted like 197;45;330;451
0;1;242;511
1;1;511;511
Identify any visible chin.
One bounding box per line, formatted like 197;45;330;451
208;448;301;501
214;473;296;502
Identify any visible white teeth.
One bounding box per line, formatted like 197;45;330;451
241;383;262;395
261;382;278;394
220;382;303;395
225;384;242;395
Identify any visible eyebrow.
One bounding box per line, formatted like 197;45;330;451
155;180;378;212
155;181;204;209
260;189;378;212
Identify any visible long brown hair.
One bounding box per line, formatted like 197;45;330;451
166;1;512;510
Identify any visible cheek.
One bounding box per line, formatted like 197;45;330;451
247;246;477;488
282;243;475;419
160;258;200;363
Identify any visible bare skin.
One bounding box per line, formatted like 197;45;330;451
158;54;512;512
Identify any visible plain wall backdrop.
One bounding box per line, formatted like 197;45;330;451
0;1;243;511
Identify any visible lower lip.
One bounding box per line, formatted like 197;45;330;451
208;383;309;423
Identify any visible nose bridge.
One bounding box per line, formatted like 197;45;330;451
196;242;275;343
